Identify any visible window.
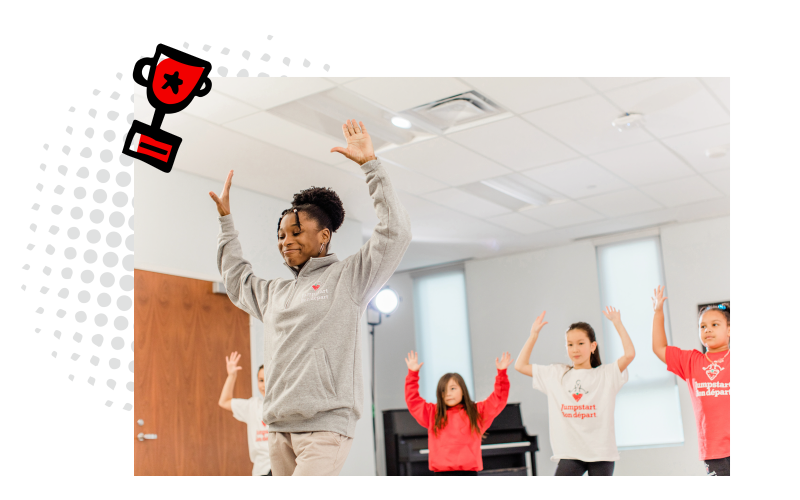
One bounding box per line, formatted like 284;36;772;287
411;266;474;403
596;236;684;449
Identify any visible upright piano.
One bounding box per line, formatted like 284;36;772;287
383;403;538;476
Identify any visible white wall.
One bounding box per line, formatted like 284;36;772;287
371;216;729;476
135;164;376;475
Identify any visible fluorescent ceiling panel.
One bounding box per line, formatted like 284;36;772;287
461;77;596;114
522;157;630;199
523;95;653;155
211;77;335;110
591;141;695;186
447;116;579;171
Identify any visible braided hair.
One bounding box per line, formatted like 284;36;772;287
276;187;346;246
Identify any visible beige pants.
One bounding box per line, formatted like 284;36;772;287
269;431;354;476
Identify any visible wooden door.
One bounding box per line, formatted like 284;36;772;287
134;270;253;475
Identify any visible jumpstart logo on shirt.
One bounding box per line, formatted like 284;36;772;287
560;403;597;419
301;285;329;303
692;379;730;397
256;421;269;442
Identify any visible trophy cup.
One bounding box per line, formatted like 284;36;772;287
122;44;212;173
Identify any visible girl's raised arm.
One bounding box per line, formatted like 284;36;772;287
404;351;433;428
514;311;548;377
602;307;636;372
218;351;243;412
651;286;669;364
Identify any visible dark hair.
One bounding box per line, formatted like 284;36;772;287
257;365;264;374
434;373;482;438
697;302;732;349
699;302;730;325
276;186;345;239
567;322;602;368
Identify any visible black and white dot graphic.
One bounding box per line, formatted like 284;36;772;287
23;39;330;414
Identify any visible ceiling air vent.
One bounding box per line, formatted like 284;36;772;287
404;91;507;132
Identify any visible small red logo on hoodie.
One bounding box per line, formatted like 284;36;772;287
312;285;320;290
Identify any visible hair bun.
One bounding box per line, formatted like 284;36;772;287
292;186;345;232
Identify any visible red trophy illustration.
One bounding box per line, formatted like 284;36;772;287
122;44;212;173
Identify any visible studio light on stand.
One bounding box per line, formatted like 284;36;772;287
367;287;399;468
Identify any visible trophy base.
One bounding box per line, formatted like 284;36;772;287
122;121;183;173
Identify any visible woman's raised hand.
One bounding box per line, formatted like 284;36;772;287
496;352;513;370
652;285;668;312
330;119;377;166
404;351;423;372
602;306;621;324
209;170;233;217
530;311;548;337
225;351;243;376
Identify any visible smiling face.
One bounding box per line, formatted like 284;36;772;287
277;210;330;267
566;328;597;368
443;377;464;407
699;310;730;353
257;367;265;397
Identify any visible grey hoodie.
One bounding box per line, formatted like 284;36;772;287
217;159;412;438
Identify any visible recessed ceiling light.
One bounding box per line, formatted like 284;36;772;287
391;117;412;129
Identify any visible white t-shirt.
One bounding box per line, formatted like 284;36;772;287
531;362;628;463
231;396;271;475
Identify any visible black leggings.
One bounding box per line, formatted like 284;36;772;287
704;457;730;476
435;470;478;476
555;459;615;476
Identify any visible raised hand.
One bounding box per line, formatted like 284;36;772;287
530;311;548;337
225;351;243;376
404;351;423;372
652;285;668;312
496;352;513;370
330;119;377;166
209;170;233;217
603;306;622;324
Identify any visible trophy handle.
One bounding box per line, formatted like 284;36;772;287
195;77;212;97
133;57;154;87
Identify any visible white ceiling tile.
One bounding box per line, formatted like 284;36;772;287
343;78;472;112
461;77;596;113
378;159;448;195
331;159;366;179
487;212;552;235
522;157;631;199
423;188;511;218
211;77;335;110
584;77;656;92
661;124;729;173
639;175;724;208
604;77;729;138
703;169;730;196
224;112;343;165
591;141;695;185
521;201;605;228
181;90;259;124
522;95;652;155
700;77;730;110
447;117;579;171
379;137;512;186
325;77;359;84
580;188;664;217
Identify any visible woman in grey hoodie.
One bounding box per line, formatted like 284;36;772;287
209;119;412;476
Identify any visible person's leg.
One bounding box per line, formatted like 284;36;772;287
290;431;354;476
555;459;588;476
586;461;615;476
268;432;298;476
704;457;730;476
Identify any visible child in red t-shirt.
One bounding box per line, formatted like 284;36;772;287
651;286;730;476
404;351;511;476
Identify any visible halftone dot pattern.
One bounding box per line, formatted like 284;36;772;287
24;39;330;414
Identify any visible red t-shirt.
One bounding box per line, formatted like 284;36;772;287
666;346;730;460
405;369;509;472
